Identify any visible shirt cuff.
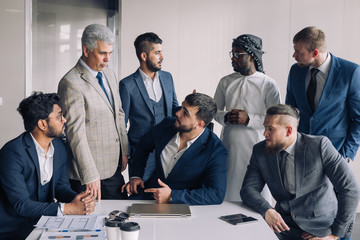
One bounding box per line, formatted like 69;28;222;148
57;202;65;216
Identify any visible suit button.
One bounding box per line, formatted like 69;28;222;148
116;138;120;142
292;214;296;218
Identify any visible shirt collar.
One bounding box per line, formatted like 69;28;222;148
29;133;54;157
139;68;159;82
79;58;101;78
174;128;205;148
311;52;331;75
283;137;296;156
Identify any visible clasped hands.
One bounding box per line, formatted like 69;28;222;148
225;109;249;125
265;209;339;240
64;190;96;215
121;178;172;204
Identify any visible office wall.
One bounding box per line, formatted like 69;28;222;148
119;0;360;212
0;0;26;144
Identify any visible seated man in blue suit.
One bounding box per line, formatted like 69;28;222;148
241;104;359;240
122;93;227;205
120;32;178;180
286;26;360;162
0;92;96;240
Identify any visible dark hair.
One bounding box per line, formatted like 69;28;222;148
184;93;217;126
293;26;326;52
17;92;60;132
266;104;300;127
134;32;162;61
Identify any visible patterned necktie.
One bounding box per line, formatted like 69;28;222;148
307;68;320;112
96;72;111;103
279;150;289;190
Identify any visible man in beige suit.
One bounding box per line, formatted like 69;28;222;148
58;24;129;201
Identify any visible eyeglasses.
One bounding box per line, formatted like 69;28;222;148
45;112;64;122
229;51;248;59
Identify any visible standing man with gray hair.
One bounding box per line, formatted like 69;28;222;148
58;24;129;201
214;34;281;201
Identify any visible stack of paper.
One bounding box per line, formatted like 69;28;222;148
35;215;107;240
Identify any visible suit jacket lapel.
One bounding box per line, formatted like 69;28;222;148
76;62;114;113
271;152;286;191
134;70;155;115
156;126;178;179
159;72;172;116
294;133;306;196
24;132;42;199
316;53;340;112
166;129;209;181
296;66;314;114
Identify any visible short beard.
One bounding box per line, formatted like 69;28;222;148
173;120;194;133
234;65;250;76
265;142;286;154
46;125;65;138
146;59;161;72
174;125;193;133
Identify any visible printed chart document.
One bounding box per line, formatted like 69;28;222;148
39;231;105;240
35;215;105;231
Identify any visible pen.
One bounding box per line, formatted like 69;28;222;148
46;229;102;232
48;236;70;239
46;230;69;232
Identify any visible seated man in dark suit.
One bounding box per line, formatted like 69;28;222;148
122;93;227;205
0;92;96;240
241;104;359;240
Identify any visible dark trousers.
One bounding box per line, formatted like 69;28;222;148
275;215;352;240
69;166;128;199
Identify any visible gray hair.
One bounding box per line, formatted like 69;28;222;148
81;24;114;51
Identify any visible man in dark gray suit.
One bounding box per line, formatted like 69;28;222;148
241;104;359;240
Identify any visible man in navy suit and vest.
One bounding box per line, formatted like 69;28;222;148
286;26;360;162
122;93;227;205
120;32;178;180
0;92;96;240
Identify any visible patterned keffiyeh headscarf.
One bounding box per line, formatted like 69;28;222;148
232;34;265;73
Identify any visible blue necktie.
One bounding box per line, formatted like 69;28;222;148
96;72;111;103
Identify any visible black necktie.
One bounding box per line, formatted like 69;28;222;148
279;150;289;188
96;72;111;103
307;68;320;112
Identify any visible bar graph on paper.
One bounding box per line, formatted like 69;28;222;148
34;215;102;231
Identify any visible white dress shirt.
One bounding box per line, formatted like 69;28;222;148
161;129;204;178
306;53;331;109
79;58;114;107
30;133;66;215
30;133;54;186
139;68;163;102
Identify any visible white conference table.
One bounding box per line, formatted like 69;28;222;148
27;200;277;240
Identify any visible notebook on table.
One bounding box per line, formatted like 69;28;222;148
129;203;191;218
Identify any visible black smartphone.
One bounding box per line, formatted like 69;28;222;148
220;213;258;225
